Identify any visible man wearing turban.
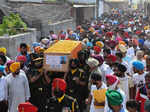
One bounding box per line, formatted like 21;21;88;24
93;46;101;55
0;47;11;65
47;78;80;112
17;43;31;66
5;60;15;75
27;56;51;112
104;75;126;112
66;59;88;112
106;90;127;112
92;55;112;83
6;62;30;112
132;60;146;93
136;73;150;112
16;55;28;73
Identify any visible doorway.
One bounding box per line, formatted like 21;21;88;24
76;7;84;25
0;10;5;24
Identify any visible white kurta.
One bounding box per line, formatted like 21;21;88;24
118;76;129;100
99;63;113;83
90;83;107;112
6;72;30;112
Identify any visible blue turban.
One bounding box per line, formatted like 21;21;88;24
132;61;144;70
98;30;103;34
32;42;40;48
138;39;144;46
71;33;80;40
86;42;93;48
0;65;5;73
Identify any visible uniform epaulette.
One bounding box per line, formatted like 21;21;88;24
65;95;75;101
79;69;84;73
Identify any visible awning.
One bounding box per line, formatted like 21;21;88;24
73;4;96;8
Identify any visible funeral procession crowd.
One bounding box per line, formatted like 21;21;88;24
1;9;150;112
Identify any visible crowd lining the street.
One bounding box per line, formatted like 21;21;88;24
1;9;150;112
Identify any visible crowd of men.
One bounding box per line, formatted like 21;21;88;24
1;9;150;112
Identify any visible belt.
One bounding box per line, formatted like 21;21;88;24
38;88;43;92
0;100;5;103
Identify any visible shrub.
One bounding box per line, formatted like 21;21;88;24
0;13;27;36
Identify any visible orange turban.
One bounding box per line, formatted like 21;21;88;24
89;27;95;33
96;41;104;48
10;62;20;73
80;29;85;33
119;41;126;46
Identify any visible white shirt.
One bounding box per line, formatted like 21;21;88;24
0;76;7;101
144;40;150;48
126;47;135;58
133;73;146;89
99;63;113;83
132;72;146;93
118;75;129;100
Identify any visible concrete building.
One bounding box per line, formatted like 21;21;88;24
0;0;75;40
144;0;150;16
68;0;111;25
0;0;111;38
105;0;129;10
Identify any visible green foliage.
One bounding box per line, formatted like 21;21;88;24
0;13;27;36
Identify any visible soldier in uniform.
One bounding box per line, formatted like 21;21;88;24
78;50;90;110
27;57;51;112
47;78;80;112
65;59;89;112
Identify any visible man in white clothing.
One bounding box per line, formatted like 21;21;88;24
104;75;126;112
86;73;107;112
6;62;30;112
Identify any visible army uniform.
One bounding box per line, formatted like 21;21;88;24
47;94;80;112
27;67;51;112
79;64;90;102
66;69;88;112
